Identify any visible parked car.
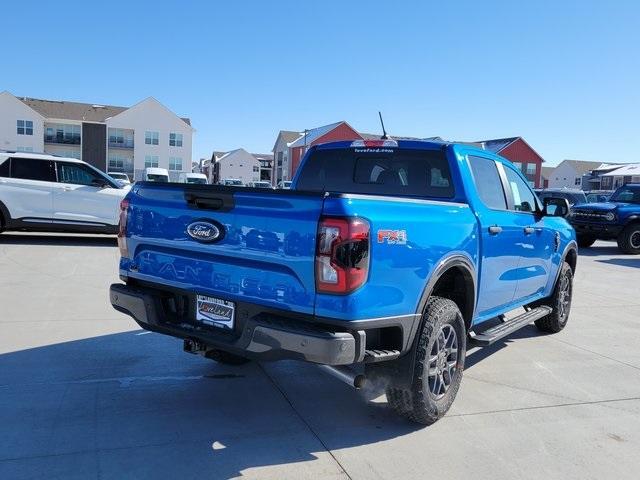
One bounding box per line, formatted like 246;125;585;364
0;151;127;234
108;172;131;186
144;167;169;183
178;173;208;184
221;178;244;186
110;139;576;425
277;180;292;189
585;190;613;203
249;181;273;189
569;183;640;253
535;188;587;206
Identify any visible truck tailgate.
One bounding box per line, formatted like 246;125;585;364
122;184;324;314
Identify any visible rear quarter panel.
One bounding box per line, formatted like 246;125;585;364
316;195;478;320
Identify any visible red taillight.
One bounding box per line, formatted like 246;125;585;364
316;216;370;294
117;199;130;258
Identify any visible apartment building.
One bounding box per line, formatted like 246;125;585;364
0;91;193;181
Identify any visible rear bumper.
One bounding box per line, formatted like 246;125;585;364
110;283;417;365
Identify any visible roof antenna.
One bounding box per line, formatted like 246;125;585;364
378;111;389;139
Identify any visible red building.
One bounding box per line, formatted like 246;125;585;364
288;121;362;176
478;137;545;187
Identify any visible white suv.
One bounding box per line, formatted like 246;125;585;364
0;151;128;234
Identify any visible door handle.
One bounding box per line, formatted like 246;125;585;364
524;226;535;234
62;186;72;191
488;225;503;235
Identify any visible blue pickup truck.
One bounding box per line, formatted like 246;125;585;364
569;183;640;254
110;139;577;424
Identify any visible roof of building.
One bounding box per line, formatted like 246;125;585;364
360;132;426;141
556;159;605;175
18;96;191;125
601;163;640;177
252;153;274;161
288;121;347;148
475;137;520;153
541;166;554;179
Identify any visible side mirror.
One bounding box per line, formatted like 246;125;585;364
543;197;570;217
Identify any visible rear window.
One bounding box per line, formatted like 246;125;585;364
296;148;454;198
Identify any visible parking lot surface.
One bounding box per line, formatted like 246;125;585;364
1;233;639;480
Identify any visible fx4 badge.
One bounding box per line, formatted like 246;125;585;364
377;229;407;245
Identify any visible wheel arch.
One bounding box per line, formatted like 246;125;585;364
0;200;11;228
416;253;477;332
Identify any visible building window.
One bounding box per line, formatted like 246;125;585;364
526;163;536;175
253;166;259;172
17;146;34;152
169;133;183;147
169;156;182;171
277;151;283;166
574;177;581;186
145;131;159;145
108;154;126;171
145;155;159;168
513;162;522;171
45;124;81;144
108;129;134;148
17;120;34;135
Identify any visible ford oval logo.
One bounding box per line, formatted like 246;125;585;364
187;221;223;243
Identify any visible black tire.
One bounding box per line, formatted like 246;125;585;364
204;349;251;365
386;297;466;425
577;234;596;248
534;262;573;333
617;223;640;255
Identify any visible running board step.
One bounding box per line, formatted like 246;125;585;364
364;349;401;363
469;306;552;346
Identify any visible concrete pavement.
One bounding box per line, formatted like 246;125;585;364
1;234;639;479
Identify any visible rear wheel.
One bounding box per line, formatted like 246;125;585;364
577;234;596;248
534;262;573;333
205;349;251;365
386;297;466;425
617;224;640;255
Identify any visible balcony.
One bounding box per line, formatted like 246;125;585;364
44;124;81;145
108;140;134;149
108;129;134;149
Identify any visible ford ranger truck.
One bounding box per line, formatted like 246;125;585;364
110;139;577;425
569;183;640;254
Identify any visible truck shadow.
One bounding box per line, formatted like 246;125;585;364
0;233;117;247
0;331;423;479
578;244;620;256
596;258;640;269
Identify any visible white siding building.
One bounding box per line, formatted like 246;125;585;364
216;149;261;185
0;92;193;181
547;160;603;189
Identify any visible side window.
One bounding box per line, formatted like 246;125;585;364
504;167;537;212
0;158;10;177
468;155;507;210
57;162;102;186
10;158;55;182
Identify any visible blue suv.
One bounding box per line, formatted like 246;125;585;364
570;183;640;254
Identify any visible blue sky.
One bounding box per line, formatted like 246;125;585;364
2;0;639;166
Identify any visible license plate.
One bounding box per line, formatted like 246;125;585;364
195;295;235;329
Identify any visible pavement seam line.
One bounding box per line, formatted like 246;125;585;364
447;395;640;418
256;362;354;480
547;336;640;372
